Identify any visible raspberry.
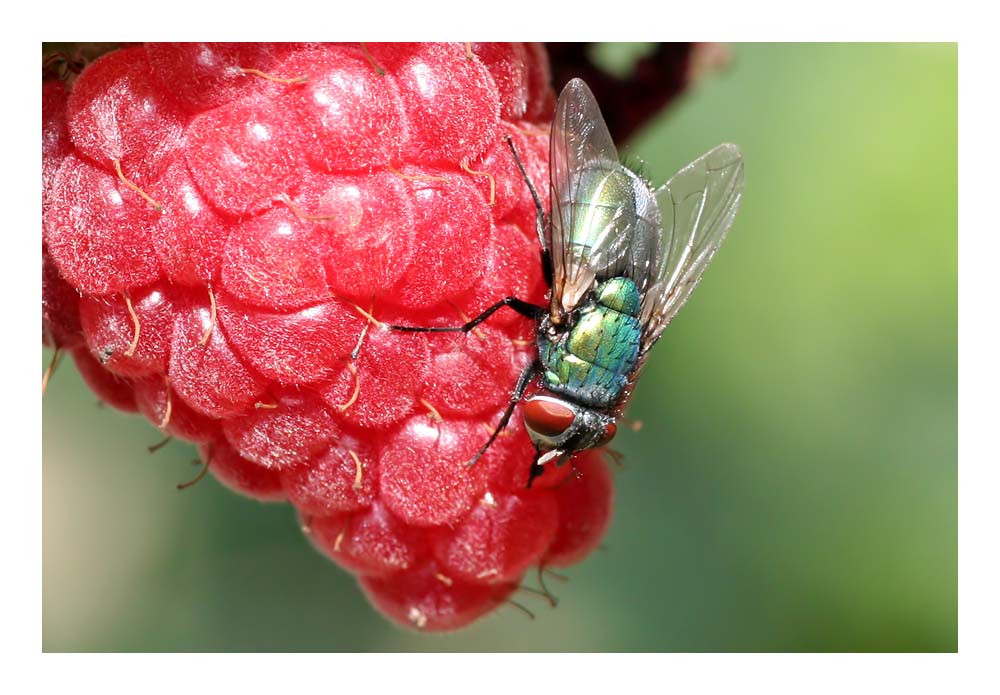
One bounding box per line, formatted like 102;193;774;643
42;42;615;632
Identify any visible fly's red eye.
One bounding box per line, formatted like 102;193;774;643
598;422;617;446
523;399;576;437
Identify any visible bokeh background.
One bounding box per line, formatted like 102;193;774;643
42;43;956;652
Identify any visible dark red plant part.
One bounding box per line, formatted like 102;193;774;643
546;42;728;142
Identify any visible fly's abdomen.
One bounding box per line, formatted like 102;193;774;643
539;277;642;408
566;307;641;372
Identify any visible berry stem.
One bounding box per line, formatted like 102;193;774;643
41;347;62;396
199;284;217;346
238;67;307;85
113;159;163;211
177;456;209;491
147;435;172;453
503;598;535;620
348;448;364;490
346;302;384;329
418;398;443;423
335;362;360;413
359;43;385;76
459;158;496;206
158;376;173;429
386;165;448;183
517;584;558;608
122;291;140;358
278;194;339;222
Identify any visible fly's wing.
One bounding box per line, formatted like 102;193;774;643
549;78;660;315
636;143;744;358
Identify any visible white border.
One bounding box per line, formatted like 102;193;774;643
7;1;991;692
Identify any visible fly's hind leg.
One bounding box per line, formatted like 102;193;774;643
504;135;552;286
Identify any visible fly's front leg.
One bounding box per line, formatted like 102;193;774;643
387;297;544;333
466;360;540;467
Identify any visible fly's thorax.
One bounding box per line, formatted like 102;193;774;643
556;164;660;313
595;277;641;315
521;393;617;453
562;167;648;252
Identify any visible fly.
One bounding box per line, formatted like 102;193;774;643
390;78;745;484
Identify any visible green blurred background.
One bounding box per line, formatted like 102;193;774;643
42;43;956;652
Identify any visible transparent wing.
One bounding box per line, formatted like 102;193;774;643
549;79;661;315
637;143;745;355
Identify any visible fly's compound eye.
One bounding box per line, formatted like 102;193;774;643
597;421;617;447
523;398;576;438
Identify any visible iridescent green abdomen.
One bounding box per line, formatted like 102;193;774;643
539;277;642;408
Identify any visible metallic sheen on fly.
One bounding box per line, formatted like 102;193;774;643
390;78;745;483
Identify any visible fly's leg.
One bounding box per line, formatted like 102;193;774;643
388;135;549;336
466;361;539;467
528;449;573;488
504;135;552;285
526;452;546;488
504;135;546;252
387;297;544;333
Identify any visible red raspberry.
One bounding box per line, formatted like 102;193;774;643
42;42;614;632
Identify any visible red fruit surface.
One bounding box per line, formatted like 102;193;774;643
66;46;186;184
42;245;82;349
544;452;615;567
360;561;518;632
44;154;162;295
79;283;173;377
42;42;615;632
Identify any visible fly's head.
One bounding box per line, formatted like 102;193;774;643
521;394;617;464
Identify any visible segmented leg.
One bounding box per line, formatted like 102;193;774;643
388;296;543;333
504;135;552;285
466;361;539;467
